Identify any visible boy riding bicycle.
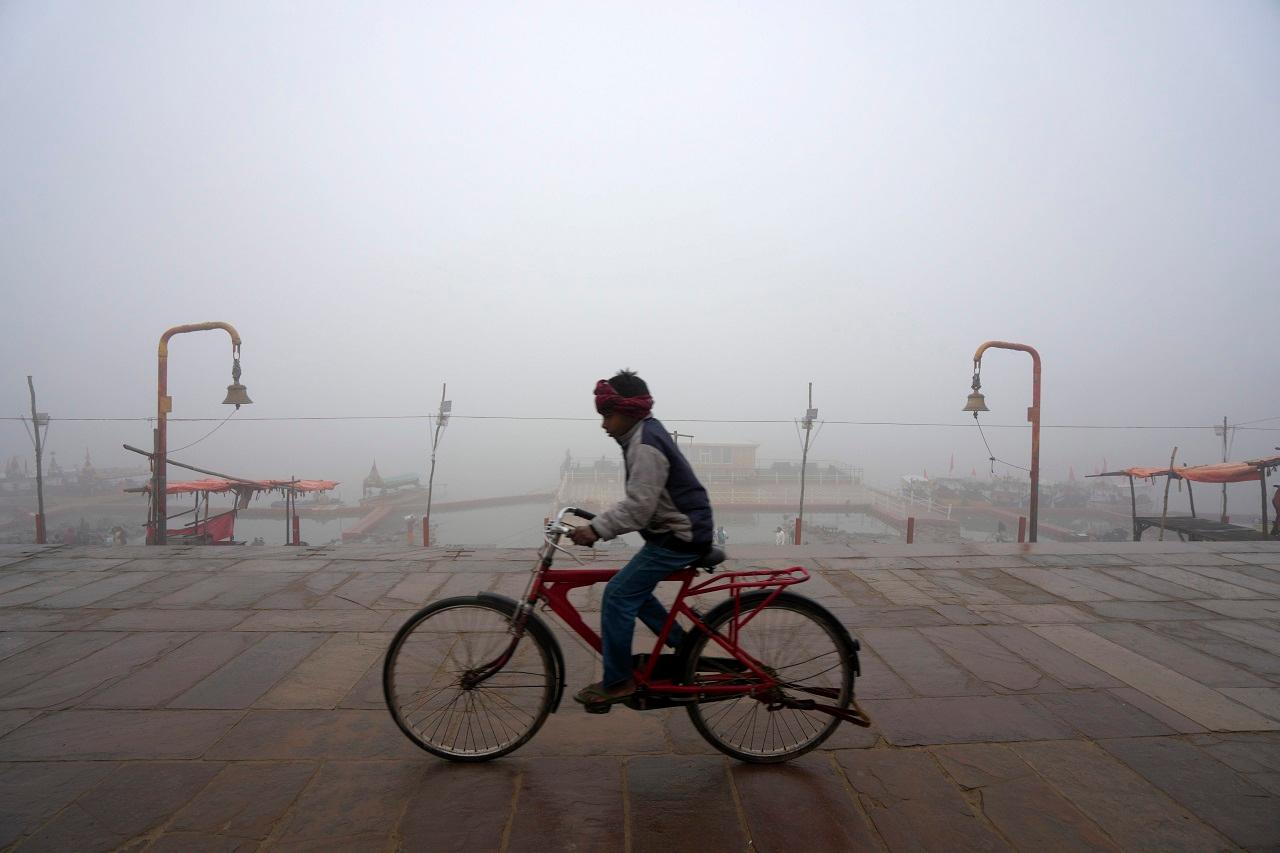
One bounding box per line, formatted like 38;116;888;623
569;369;716;706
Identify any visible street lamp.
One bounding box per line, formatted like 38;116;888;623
964;341;1041;543
151;322;251;545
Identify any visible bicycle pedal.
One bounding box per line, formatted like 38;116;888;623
584;702;612;715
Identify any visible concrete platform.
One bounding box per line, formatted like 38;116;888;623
1;540;1278;851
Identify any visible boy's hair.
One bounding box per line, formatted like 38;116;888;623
608;369;649;398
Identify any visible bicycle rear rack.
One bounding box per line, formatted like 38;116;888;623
686;565;809;597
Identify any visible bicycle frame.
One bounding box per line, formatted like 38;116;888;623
533;563;809;696
472;507;811;702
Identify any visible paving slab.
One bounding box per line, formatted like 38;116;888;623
0;540;1276;851
836;748;1008;851
628;755;747;853
863;695;1080;746
1099;736;1280;849
16;760;223;852
507;756;626;852
1011;740;1235;850
932;743;1119;851
1029;624;1280;731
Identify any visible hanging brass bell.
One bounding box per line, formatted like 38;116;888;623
962;390;989;413
223;383;252;407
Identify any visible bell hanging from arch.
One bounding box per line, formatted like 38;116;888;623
223;382;252;408
962;390;989;413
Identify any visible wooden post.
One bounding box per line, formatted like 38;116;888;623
423;516;430;547
905;517;915;544
1221;416;1229;523
1262;467;1270;535
292;515;301;546
1187;479;1196;519
1017;516;1027;543
1128;475;1138;541
1158;447;1177;541
793;516;803;546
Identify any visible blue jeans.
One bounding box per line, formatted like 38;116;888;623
600;542;691;687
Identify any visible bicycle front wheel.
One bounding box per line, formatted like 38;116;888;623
383;596;555;761
683;591;856;763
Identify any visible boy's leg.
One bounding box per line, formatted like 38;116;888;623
599;543;694;687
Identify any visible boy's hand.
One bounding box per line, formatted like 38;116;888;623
569;524;599;546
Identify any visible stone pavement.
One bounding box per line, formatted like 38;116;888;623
0;539;1279;851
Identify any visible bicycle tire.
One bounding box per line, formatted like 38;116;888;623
383;595;555;761
681;590;856;763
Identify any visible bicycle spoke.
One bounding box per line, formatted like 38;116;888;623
686;597;853;761
386;601;553;759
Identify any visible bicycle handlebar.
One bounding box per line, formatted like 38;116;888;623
569;507;596;521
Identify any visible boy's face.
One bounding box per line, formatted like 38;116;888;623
601;410;638;440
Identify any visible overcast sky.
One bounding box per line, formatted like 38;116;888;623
2;1;1278;505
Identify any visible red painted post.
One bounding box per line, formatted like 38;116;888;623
292;515;301;546
1017;516;1027;543
34;513;45;545
906;517;915;544
793;517;802;545
422;516;430;547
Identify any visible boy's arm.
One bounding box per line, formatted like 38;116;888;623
591;445;669;540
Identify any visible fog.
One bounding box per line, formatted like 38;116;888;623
2;2;1278;522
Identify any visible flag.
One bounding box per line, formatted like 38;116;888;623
949;453;954;474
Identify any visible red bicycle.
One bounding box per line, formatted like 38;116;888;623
383;506;870;763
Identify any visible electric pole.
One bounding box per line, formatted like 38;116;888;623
423;383;450;547
25;377;48;544
796;383;817;545
1214;416;1232;522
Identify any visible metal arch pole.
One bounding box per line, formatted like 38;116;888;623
153;322;243;545
973;341;1041;543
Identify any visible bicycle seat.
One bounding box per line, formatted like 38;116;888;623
686;546;726;572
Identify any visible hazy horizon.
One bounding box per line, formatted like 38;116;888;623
3;2;1278;518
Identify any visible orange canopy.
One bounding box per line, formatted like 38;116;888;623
143;478;340;495
1121;455;1280;484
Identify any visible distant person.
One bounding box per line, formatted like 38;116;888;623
716;525;729;546
568;369;715;707
775;526;786;546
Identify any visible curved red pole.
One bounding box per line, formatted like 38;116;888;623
973;341;1041;543
152;322;243;545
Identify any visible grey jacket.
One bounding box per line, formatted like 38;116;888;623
589;417;713;552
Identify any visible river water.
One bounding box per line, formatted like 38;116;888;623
235;505;900;547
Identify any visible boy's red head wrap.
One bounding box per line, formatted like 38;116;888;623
594;380;653;418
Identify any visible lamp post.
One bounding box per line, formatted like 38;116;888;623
25;377;49;544
963;341;1041;543
423;383;450;547
151;322;251;545
796;382;817;545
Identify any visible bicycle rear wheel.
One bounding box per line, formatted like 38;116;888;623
383;596;554;761
682;591;856;763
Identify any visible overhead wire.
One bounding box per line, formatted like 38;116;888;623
167;409;237;453
1;414;1279;430
972;416;1031;473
